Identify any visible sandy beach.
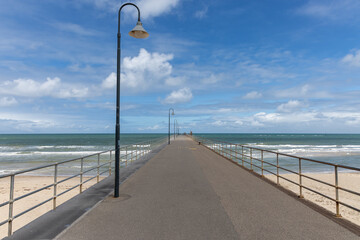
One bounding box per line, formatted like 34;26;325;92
266;172;360;226
0;175;105;238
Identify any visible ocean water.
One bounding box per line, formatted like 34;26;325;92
1;133;360;175
0;134;167;175
195;134;360;173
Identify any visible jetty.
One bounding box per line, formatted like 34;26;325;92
5;136;360;239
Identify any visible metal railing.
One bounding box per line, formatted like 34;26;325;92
193;136;360;218
0;136;167;238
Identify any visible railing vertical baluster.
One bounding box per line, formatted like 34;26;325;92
229;144;231;160
276;153;279;185
335;165;341;217
298;158;303;198
8;175;15;237
97;153;100;183
250;148;253;171
261;150;264;177
242;146;244;166
80;158;83;193
53;164;58;210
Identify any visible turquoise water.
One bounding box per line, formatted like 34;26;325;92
0;134;166;175
194;133;360;172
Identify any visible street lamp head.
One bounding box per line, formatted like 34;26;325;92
172;111;175;116
129;21;149;39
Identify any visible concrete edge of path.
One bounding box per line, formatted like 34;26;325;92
198;141;360;237
5;143;168;240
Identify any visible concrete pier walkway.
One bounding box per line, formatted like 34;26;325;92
57;136;359;240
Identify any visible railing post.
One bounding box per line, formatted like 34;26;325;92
53;164;58;210
242;146;244;166
250;148;253;171
276;153;279;185
97;153;100;183
80;158;83;193
136;144;138;160
126;146;128;167
335;165;341;217
299;158;304;198
109;150;112;176
131;146;133;163
8;175;15;237
261;150;264;177
236;144;239;164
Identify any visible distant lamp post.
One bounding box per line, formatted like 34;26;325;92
175;119;179;135
114;3;149;198
168;108;175;144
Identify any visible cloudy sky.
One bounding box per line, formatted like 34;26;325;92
0;0;360;133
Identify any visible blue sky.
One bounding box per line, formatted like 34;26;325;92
0;0;360;133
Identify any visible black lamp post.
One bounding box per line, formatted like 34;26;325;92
115;3;149;198
168;108;174;144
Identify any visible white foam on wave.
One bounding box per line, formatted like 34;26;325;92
0;151;102;157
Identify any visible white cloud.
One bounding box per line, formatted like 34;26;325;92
342;50;360;67
274;84;331;99
52;22;99;36
165;76;185;86
79;0;180;19
202;74;222;84
211;120;227;126
238;62;295;80
194;6;208;19
102;72;116;89
0;97;17;107
296;0;360;21
137;0;180;19
243;91;262;99
138;124;161;131
163;88;193;104
103;48;175;92
0;77;89;98
277;100;306;113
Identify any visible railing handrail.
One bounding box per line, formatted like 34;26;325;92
0;149;115;179
194;136;360;171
